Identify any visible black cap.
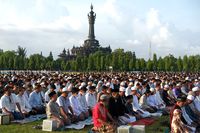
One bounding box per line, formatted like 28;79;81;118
111;89;119;93
102;85;108;90
125;95;133;100
50;83;56;90
176;95;187;102
71;87;79;94
88;86;95;91
48;91;56;98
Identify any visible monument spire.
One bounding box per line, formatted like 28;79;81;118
88;3;96;40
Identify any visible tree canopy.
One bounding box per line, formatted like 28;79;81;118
0;47;200;72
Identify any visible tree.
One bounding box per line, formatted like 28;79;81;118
153;53;157;71
177;57;183;72
183;55;188;71
17;46;26;57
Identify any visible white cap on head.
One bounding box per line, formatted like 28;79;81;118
192;87;200;92
98;81;103;84
119;87;125;92
187;95;195;101
81;82;86;87
164;85;169;88
106;82;110;87
62;87;68;92
176;83;181;87
131;86;137;91
150;88;155;92
129;82;134;86
67;77;72;80
120;82;125;86
92;83;96;87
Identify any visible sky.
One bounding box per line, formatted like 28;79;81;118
0;0;199;59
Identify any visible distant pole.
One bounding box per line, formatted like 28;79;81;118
149;41;152;60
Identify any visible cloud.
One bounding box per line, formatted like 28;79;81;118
0;0;199;60
146;8;161;29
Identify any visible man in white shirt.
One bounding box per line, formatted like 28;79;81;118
69;87;86;121
85;86;96;113
16;87;33;117
192;87;200;112
131;86;150;118
44;83;56;103
1;86;24;120
57;87;75;125
125;82;133;96
78;86;89;117
28;83;45;114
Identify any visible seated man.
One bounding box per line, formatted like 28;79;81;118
108;88;136;125
44;83;56;103
16;87;35;117
85;86;97;113
125;95;142;120
77;86;89;118
46;91;64;129
192;87;200;112
162;85;174;106
57;87;75;125
131;86;151;118
92;94;116;133
185;95;200;125
139;89;157;113
69;87;86;121
0;86;24;120
29;83;45;114
96;85;108;102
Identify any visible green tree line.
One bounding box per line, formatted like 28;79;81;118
0;46;200;72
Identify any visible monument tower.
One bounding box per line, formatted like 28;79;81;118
83;4;100;48
59;4;111;60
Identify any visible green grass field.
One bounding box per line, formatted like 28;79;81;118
0;116;170;133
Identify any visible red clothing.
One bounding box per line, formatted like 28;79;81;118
92;102;108;128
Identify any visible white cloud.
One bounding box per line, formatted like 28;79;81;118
146;8;161;29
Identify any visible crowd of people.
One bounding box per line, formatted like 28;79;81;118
0;71;200;132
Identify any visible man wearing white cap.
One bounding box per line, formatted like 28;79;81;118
57;87;75;125
125;82;133;97
119;86;126;105
155;83;166;109
185;95;200;125
192;87;200;112
131;86;150;118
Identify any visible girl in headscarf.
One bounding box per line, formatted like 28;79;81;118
171;109;195;133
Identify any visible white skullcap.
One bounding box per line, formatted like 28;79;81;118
92;83;96;87
131;86;137;91
164;85;169;88
98;81;103;84
192;87;200;92
185;77;190;80
187;95;194;101
150;88;155;92
81;82;86;87
62;87;68;92
120;82;125;86
176;83;181;87
106;82;110;87
119;87;125;92
67;77;72;80
129;82;134;86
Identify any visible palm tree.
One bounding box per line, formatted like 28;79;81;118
17;46;26;57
